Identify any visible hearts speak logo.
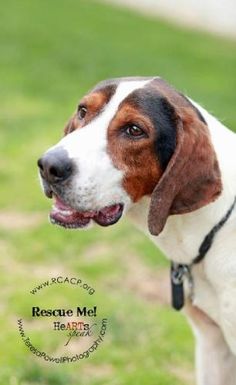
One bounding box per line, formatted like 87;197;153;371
17;276;108;363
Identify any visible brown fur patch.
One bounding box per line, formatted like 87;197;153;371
149;78;206;123
149;78;194;108
64;84;116;135
108;103;163;202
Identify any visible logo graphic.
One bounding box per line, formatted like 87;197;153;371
17;276;108;363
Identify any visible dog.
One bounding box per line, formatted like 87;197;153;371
38;77;236;385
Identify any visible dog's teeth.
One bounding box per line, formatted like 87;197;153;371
52;206;73;216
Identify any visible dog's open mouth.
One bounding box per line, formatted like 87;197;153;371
50;196;124;228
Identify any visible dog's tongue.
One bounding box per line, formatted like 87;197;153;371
98;205;121;217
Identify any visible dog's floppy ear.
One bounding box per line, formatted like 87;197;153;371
148;105;222;236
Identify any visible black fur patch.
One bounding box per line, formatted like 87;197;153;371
123;89;177;170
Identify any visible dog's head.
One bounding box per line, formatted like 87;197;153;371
38;77;222;234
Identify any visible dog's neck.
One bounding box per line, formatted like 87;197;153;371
128;106;236;264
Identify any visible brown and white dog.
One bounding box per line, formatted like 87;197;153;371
38;77;236;385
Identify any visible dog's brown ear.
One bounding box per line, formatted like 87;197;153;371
148;107;222;236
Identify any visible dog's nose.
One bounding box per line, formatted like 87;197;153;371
37;148;73;184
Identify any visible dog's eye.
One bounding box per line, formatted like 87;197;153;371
77;105;87;120
125;125;146;138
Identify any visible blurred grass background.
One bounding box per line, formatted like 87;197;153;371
0;0;236;384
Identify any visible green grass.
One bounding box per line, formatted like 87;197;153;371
1;0;236;384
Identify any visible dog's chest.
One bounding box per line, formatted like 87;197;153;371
128;198;236;329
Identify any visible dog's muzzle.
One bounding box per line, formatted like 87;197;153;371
37;147;124;229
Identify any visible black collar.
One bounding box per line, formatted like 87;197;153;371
171;196;236;310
